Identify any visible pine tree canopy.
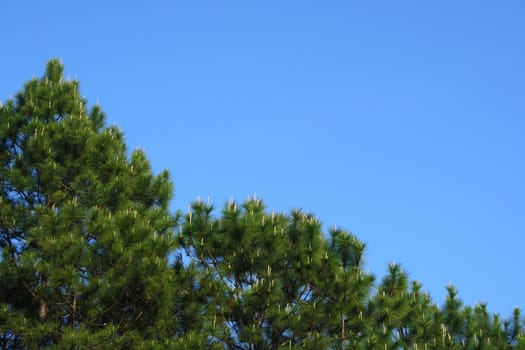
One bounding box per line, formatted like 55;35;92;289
0;60;524;349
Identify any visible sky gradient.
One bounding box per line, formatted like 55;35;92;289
2;1;524;316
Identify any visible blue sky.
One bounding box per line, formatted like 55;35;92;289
2;1;524;316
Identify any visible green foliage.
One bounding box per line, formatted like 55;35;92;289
1;60;524;349
0;59;177;348
178;197;375;349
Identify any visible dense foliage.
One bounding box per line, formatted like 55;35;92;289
0;60;523;349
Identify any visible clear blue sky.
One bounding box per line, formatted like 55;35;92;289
2;1;524;316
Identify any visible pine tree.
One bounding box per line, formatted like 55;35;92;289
178;196;375;349
0;59;177;347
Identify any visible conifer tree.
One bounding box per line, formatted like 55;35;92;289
0;59;176;347
178;196;375;349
